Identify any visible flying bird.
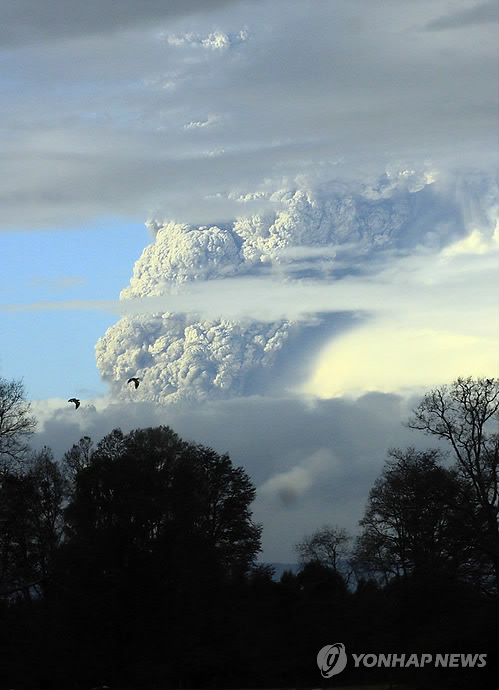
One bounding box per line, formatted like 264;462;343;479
127;377;140;389
68;398;80;409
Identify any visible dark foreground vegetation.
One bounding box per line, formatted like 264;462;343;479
0;376;497;689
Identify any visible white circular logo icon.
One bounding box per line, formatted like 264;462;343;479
317;643;348;678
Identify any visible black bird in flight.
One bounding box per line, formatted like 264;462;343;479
127;377;140;389
68;398;80;409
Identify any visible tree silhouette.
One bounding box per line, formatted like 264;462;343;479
0;377;37;472
295;524;351;576
0;403;495;688
408;377;499;586
0;447;65;600
61;435;93;484
53;426;262;686
354;448;468;584
63;426;261;578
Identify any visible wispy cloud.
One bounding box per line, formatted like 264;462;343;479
163;29;249;50
6;224;497;401
2;237;496;325
423;0;497;31
27;275;87;292
183;114;223;131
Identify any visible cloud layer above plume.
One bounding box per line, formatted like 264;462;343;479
1;0;497;229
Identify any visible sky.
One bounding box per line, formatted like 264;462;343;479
1;0;498;562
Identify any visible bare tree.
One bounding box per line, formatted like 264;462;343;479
0;377;37;471
62;435;93;483
295;524;351;574
407;376;499;584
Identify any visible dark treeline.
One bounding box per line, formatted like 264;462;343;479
0;376;497;689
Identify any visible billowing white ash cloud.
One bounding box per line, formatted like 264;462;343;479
95;169;493;403
96;217;295;403
96;312;290;403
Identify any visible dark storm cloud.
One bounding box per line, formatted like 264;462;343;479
32;390;444;562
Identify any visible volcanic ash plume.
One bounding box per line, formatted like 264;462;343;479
95;171;495;403
95;218;297;404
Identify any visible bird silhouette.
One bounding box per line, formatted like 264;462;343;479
68;398;80;409
127;377;140;389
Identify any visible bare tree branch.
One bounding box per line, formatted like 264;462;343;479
0;377;37;471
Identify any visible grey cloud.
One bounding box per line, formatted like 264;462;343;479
0;0;242;49
424;0;497;31
1;1;496;230
1;135;342;230
31;390;445;562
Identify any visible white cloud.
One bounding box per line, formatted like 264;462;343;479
259;448;337;507
260;465;314;506
164;29;248;51
442;224;499;257
301;323;498;399
183;114;222;130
